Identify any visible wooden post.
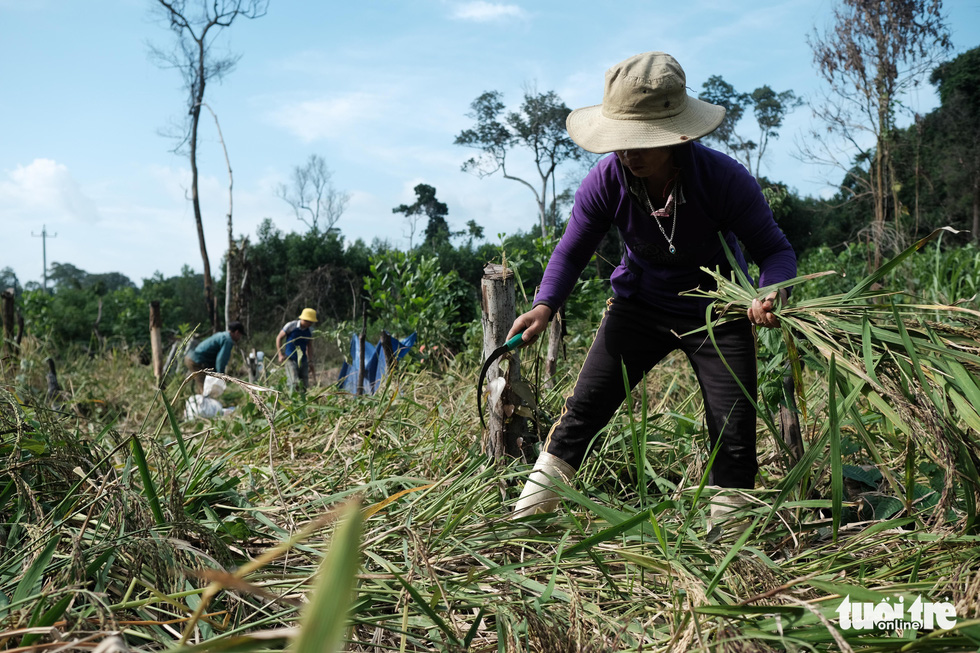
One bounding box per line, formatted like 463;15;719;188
92;296;104;349
150;301;164;384
46;357;61;403
481;264;527;463
1;288;16;378
543;305;565;389
381;330;395;377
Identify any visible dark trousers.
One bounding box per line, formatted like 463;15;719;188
543;297;759;488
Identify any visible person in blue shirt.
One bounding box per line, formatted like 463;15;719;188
276;308;318;391
184;321;246;394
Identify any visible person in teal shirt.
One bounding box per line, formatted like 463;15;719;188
184;321;245;394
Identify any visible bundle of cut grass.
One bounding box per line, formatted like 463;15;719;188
687;227;980;535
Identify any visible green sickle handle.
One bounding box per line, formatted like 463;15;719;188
503;332;525;351
477;331;526;431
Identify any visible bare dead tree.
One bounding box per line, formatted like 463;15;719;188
277;154;351;237
804;0;950;269
150;0;268;333
197;103;248;329
194;102;239;329
237;237;252;333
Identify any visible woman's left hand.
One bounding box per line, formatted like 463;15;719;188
747;289;786;329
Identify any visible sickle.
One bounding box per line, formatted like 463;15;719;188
477;331;525;431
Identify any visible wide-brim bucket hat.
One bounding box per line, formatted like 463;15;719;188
299;308;318;323
566;51;726;153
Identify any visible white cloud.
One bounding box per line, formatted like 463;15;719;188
0;158;101;223
450;1;527;22
267;93;386;143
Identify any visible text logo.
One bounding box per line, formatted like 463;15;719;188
836;595;957;630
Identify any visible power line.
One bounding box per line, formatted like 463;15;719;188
31;225;57;292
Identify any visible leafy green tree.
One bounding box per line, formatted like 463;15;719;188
748;85;803;177
363;251;471;352
246;219;367;331
699;76;801;178
20;282;147;349
455;88;582;237
463;220;484;243
873;48;980;243
141;266;212;333
46;263;135;295
89;272;137;294
0;267;21;295
392;184;450;249
928;47;980;241
47;262;89;291
699;76;751;159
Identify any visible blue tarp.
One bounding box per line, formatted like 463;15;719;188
338;332;417;395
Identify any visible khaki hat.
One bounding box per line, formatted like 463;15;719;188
566;51;726;154
299;308;318;323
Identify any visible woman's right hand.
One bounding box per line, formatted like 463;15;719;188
507;304;553;344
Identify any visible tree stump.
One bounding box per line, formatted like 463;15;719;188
150;301;164;385
1;288;17;371
481;264;528;463
46;357;61;403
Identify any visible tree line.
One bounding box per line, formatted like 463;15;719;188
2;1;976;360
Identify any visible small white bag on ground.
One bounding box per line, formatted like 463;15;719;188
203;376;226;398
184;376;227;419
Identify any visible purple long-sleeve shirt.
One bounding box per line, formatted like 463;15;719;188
534;143;797;318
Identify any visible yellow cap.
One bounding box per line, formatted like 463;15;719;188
299;308;318;323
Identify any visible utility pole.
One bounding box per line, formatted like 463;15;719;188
31;225;57;292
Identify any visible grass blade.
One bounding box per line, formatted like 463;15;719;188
22;593;72;646
842;227;963;301
131;435;165;526
11;535;59;605
828;354;843;541
293;498;364;653
391;572;460;648
161;388;191;469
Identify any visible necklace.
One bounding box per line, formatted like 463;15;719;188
641;182;678;254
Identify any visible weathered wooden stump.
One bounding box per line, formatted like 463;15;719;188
481;264;529;463
150;301;164;385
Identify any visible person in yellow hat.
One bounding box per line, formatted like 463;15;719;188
276;308;318;391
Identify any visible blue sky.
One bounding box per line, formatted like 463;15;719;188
2;0;978;287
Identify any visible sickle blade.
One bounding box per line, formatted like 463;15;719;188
477;331;526;431
477;344;509;431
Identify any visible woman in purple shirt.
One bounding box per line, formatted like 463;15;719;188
510;52;796;523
